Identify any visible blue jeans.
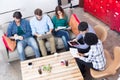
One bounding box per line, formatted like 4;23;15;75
17;37;41;61
54;30;70;50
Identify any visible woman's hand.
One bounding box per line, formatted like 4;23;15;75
55;28;60;31
67;27;71;30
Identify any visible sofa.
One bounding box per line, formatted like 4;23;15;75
0;8;80;62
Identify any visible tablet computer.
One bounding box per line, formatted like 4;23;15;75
38;33;52;40
68;41;80;46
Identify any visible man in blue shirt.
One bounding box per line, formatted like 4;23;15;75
70;22;95;53
30;8;56;56
7;11;41;61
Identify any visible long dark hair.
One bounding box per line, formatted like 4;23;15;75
55;6;65;19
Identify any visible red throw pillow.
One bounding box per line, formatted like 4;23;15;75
2;34;16;52
69;14;80;35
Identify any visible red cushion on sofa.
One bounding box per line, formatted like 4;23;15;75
2;34;16;52
69;14;80;35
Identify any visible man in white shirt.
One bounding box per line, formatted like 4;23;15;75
74;32;106;77
30;8;56;56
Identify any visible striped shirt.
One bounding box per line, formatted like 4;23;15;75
79;40;106;70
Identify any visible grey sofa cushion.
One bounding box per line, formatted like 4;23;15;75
8;46;34;61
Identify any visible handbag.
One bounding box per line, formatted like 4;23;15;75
2;34;16;52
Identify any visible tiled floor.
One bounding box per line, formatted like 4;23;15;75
0;7;120;80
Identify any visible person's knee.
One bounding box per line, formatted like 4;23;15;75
31;40;38;46
49;37;55;43
17;42;23;49
62;36;66;41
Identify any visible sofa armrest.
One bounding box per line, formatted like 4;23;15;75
0;29;9;62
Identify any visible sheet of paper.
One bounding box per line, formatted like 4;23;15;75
57;26;66;29
69;48;79;57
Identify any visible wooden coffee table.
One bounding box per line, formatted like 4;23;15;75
21;51;84;80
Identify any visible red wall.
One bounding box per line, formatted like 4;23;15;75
84;0;120;32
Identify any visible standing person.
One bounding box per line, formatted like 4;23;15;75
74;32;106;77
30;8;56;56
69;21;95;53
52;6;70;51
7;11;41;61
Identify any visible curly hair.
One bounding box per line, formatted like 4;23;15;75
84;33;98;45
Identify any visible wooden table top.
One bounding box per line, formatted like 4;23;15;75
21;51;84;80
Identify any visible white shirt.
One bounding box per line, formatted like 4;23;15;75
30;14;54;35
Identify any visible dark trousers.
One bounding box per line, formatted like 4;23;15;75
75;58;93;75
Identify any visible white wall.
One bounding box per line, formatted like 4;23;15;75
0;0;21;13
0;0;79;25
0;0;58;25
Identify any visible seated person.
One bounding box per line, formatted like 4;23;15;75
7;11;41;61
74;33;106;76
69;22;95;53
52;6;70;51
30;8;56;56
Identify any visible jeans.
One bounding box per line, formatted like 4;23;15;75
54;30;70;51
17;37;41;61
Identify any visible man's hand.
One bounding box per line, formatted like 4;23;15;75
46;31;51;34
72;38;77;42
34;33;42;37
74;53;80;58
14;34;23;40
79;53;84;57
14;34;18;38
74;53;84;58
18;36;23;40
37;34;43;37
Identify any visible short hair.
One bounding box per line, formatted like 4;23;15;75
84;33;98;45
34;8;42;16
78;22;88;31
13;11;22;19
